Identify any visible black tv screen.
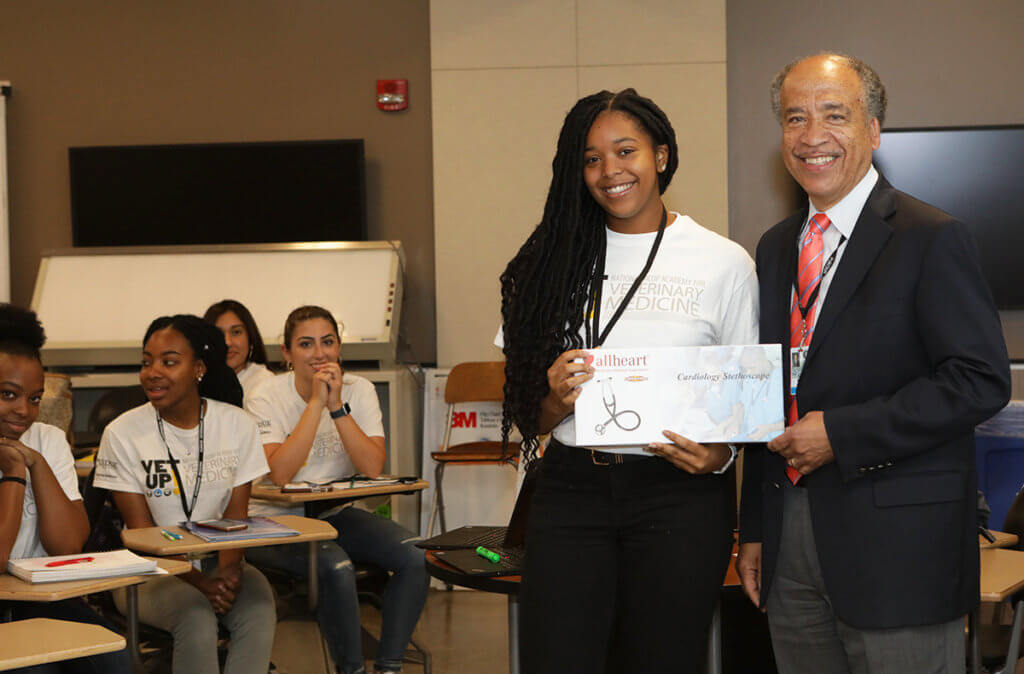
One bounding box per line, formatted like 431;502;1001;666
873;126;1024;310
70;139;367;246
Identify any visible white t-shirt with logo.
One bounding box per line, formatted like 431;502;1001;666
1;423;81;560
237;362;276;401
245;371;385;516
497;213;759;451
94;399;270;526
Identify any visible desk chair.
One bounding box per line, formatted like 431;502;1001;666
978;489;1024;673
87;387;148;438
81;468;271;673
79;467;176;670
426;362;519;537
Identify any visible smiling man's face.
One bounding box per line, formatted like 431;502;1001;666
779;55;880;211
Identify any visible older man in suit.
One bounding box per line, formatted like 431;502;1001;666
736;52;1011;673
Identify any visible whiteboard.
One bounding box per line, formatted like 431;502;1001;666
31;242;403;366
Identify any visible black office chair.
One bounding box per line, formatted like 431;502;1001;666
81;467;176;670
87;386;148;438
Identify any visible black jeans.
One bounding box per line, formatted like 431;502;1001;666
520;441;734;673
1;598;132;674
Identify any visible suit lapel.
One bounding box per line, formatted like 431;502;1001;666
770;211;805;344
805;178;897;363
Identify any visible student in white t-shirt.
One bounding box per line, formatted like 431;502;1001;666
0;303;131;674
94;315;275;674
203;299;276;399
244;305;427;674
498;90;758;672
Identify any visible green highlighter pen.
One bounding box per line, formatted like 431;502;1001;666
476;546;501;563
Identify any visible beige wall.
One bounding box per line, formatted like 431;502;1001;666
431;0;728;366
0;1;436;362
725;0;1024;363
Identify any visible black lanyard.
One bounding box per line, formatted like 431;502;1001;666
584;208;667;349
794;232;847;321
155;401;205;523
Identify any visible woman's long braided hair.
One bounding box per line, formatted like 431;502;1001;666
499;88;678;462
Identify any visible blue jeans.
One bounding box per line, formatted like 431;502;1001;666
246;508;428;673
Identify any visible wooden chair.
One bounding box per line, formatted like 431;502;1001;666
426;362;519;537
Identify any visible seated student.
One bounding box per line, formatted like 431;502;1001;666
94;315;275;674
0;304;131;674
203;300;275;399
245;305;427;674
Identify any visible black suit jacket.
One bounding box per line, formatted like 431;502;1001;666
739;175;1011;629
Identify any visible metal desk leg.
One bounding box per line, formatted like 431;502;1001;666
308;541;319;613
126;584;143;673
970;608;980;674
995;599;1024;674
707;600;722;674
508;593;520;674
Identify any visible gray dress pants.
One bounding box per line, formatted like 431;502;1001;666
766;487;965;674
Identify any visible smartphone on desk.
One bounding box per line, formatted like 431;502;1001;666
193;518;249;532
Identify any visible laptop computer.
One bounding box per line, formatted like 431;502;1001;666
417;465;535;575
430;545;524;577
416;525;512;551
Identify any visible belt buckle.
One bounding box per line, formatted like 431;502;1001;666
590;450;623;466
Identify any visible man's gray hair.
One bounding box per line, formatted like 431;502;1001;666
770;52;887;127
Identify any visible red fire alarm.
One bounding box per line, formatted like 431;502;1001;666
377;79;408;111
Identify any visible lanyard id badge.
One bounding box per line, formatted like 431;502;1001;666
584;208;667;349
789;345;808;395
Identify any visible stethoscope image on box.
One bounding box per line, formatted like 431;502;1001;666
594;377;641;436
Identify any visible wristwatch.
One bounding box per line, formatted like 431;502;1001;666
713;444;739;474
329;402;351;419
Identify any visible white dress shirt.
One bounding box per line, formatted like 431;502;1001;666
797;164;879;324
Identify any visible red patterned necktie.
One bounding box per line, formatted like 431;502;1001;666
786;213;831;484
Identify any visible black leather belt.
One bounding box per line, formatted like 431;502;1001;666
547;438;650;466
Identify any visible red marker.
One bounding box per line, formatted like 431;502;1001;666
45;556;95;567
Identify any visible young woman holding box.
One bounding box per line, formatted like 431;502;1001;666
499;89;758;672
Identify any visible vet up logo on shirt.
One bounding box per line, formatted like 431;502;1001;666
141;459;181;498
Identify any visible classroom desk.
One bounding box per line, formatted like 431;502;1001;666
0;618;125;671
972;547;1024;674
248;483;428;674
981;530;1019;549
0;558;190;673
120;515;336;613
250;479;429;509
424;551;520;673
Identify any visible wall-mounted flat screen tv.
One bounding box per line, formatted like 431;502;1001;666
70;139;367;246
873;126;1024;310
